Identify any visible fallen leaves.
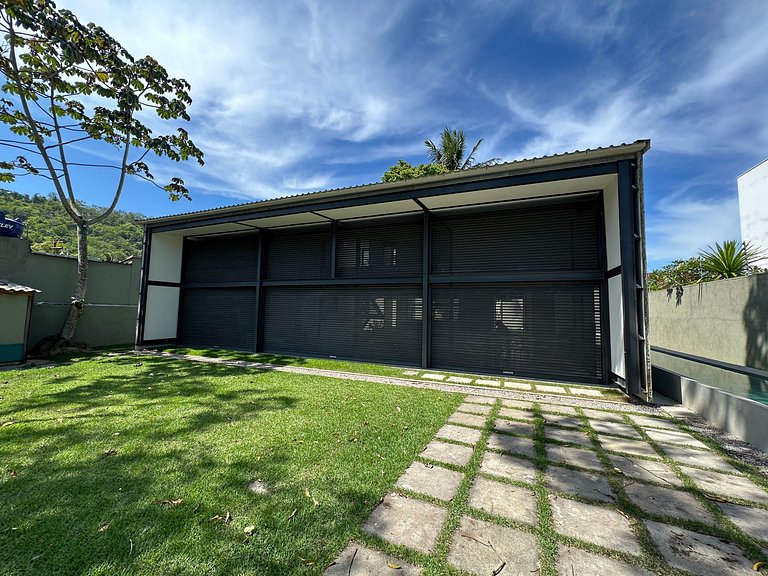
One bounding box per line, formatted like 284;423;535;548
299;557;315;566
98;523;111;532
754;561;767;571
287;508;298;521
210;512;232;524
1;421;15;427
387;561;402;569
304;488;319;506
154;498;184;507
8;470;17;478
102;448;118;457
243;525;256;536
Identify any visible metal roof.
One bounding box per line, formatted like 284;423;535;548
141;140;650;226
0;280;40;294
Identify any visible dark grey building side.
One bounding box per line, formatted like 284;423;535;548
137;141;651;398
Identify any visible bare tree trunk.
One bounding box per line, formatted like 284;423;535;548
59;222;88;342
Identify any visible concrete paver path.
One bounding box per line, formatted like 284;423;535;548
328;393;768;576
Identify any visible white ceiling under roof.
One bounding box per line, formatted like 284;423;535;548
159;172;618;238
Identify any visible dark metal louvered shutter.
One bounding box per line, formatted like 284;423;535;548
431;200;600;274
179;233;259;350
263;286;422;365
431;283;603;383
266;226;331;280
336;218;422;278
180;288;257;350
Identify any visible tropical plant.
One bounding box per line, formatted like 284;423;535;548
381;159;448;182
646;257;707;291
424;127;499;171
0;1;203;350
699;240;765;279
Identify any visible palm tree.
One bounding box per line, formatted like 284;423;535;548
424;127;499;171
698;240;766;279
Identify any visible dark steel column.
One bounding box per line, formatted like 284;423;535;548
136;226;152;346
421;211;430;368
254;232;263;352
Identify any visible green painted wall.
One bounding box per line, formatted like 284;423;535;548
0;237;142;349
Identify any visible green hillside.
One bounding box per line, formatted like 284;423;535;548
0;189;145;261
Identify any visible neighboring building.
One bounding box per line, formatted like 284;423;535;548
738;158;768;268
137;141;652;399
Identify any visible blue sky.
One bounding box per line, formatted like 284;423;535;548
3;0;768;270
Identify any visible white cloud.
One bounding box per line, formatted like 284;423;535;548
646;193;742;268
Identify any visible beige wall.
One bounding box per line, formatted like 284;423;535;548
649;273;768;371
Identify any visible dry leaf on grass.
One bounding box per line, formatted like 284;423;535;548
299;557;315;565
210;511;233;523
243;525;256;536
8;470;18;478
98;523;111;532
103;448;118;457
1;421;15;427
287;508;298;521
154;498;184;506
387;561;402;569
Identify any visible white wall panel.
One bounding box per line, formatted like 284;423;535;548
143;285;180;340
148;233;183;283
608;274;625;379
602;175;621;270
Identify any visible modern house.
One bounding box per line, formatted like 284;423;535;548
136;140;652;399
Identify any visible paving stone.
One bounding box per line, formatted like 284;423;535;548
557;546;654;576
550;496;642;554
599;435;660;459
569;387;604;397
324;542;421;576
480;451;537;484
401;370;420;377
436;424;482;445
420;439;474;467
494;418;535;436
582;409;625;423
487;432;536;457
362;494;447;553
465;394;495;405
645;428;710;449
681;466;768;504
457;402;492;416
447;376;473;384
543;413;583;429
537;384;567;394
448;411;487;428
501;398;535;410
646;520;756;575
541;404;579;415
660;444;738;472
448;516;538;576
547;467;615;502
545;426;593;447
498;406;535;421
608;454;682;487
422;373;445;381
547;444;603;471
590;420;642;439
396;461;464;501
717;501;768;542
475;378;500;386
468;476;537;524
629;414;681;431
624;483;713;524
504;381;532;390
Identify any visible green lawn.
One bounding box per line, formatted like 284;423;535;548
0;355;461;575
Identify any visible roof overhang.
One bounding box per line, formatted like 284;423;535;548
146;140;649;236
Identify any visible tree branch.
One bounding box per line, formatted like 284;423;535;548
88;119;131;226
50;84;77;205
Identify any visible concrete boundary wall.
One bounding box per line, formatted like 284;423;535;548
653;365;768;452
648;274;768;371
0;237;141;348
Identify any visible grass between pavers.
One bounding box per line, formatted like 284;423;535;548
0;355;462;576
161;346;628;402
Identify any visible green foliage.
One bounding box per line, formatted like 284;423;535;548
0;188;144;260
699;240;765;279
647;241;766;290
424;127;499;171
381;159;448;182
0;1;204;200
647;257;707;290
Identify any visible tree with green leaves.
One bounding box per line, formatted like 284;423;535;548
381;159;448;182
0;0;203;350
424;127;499;171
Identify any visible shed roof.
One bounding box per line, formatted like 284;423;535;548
142;140;650;227
0;280;40;295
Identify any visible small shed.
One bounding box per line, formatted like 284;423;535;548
0;280;39;363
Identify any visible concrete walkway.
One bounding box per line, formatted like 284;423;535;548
325;395;768;576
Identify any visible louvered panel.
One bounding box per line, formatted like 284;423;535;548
264;286;422;365
336;218;422;278
183;234;259;284
266;226;331;280
431;201;600;274
431;283;603;383
179;287;256;350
